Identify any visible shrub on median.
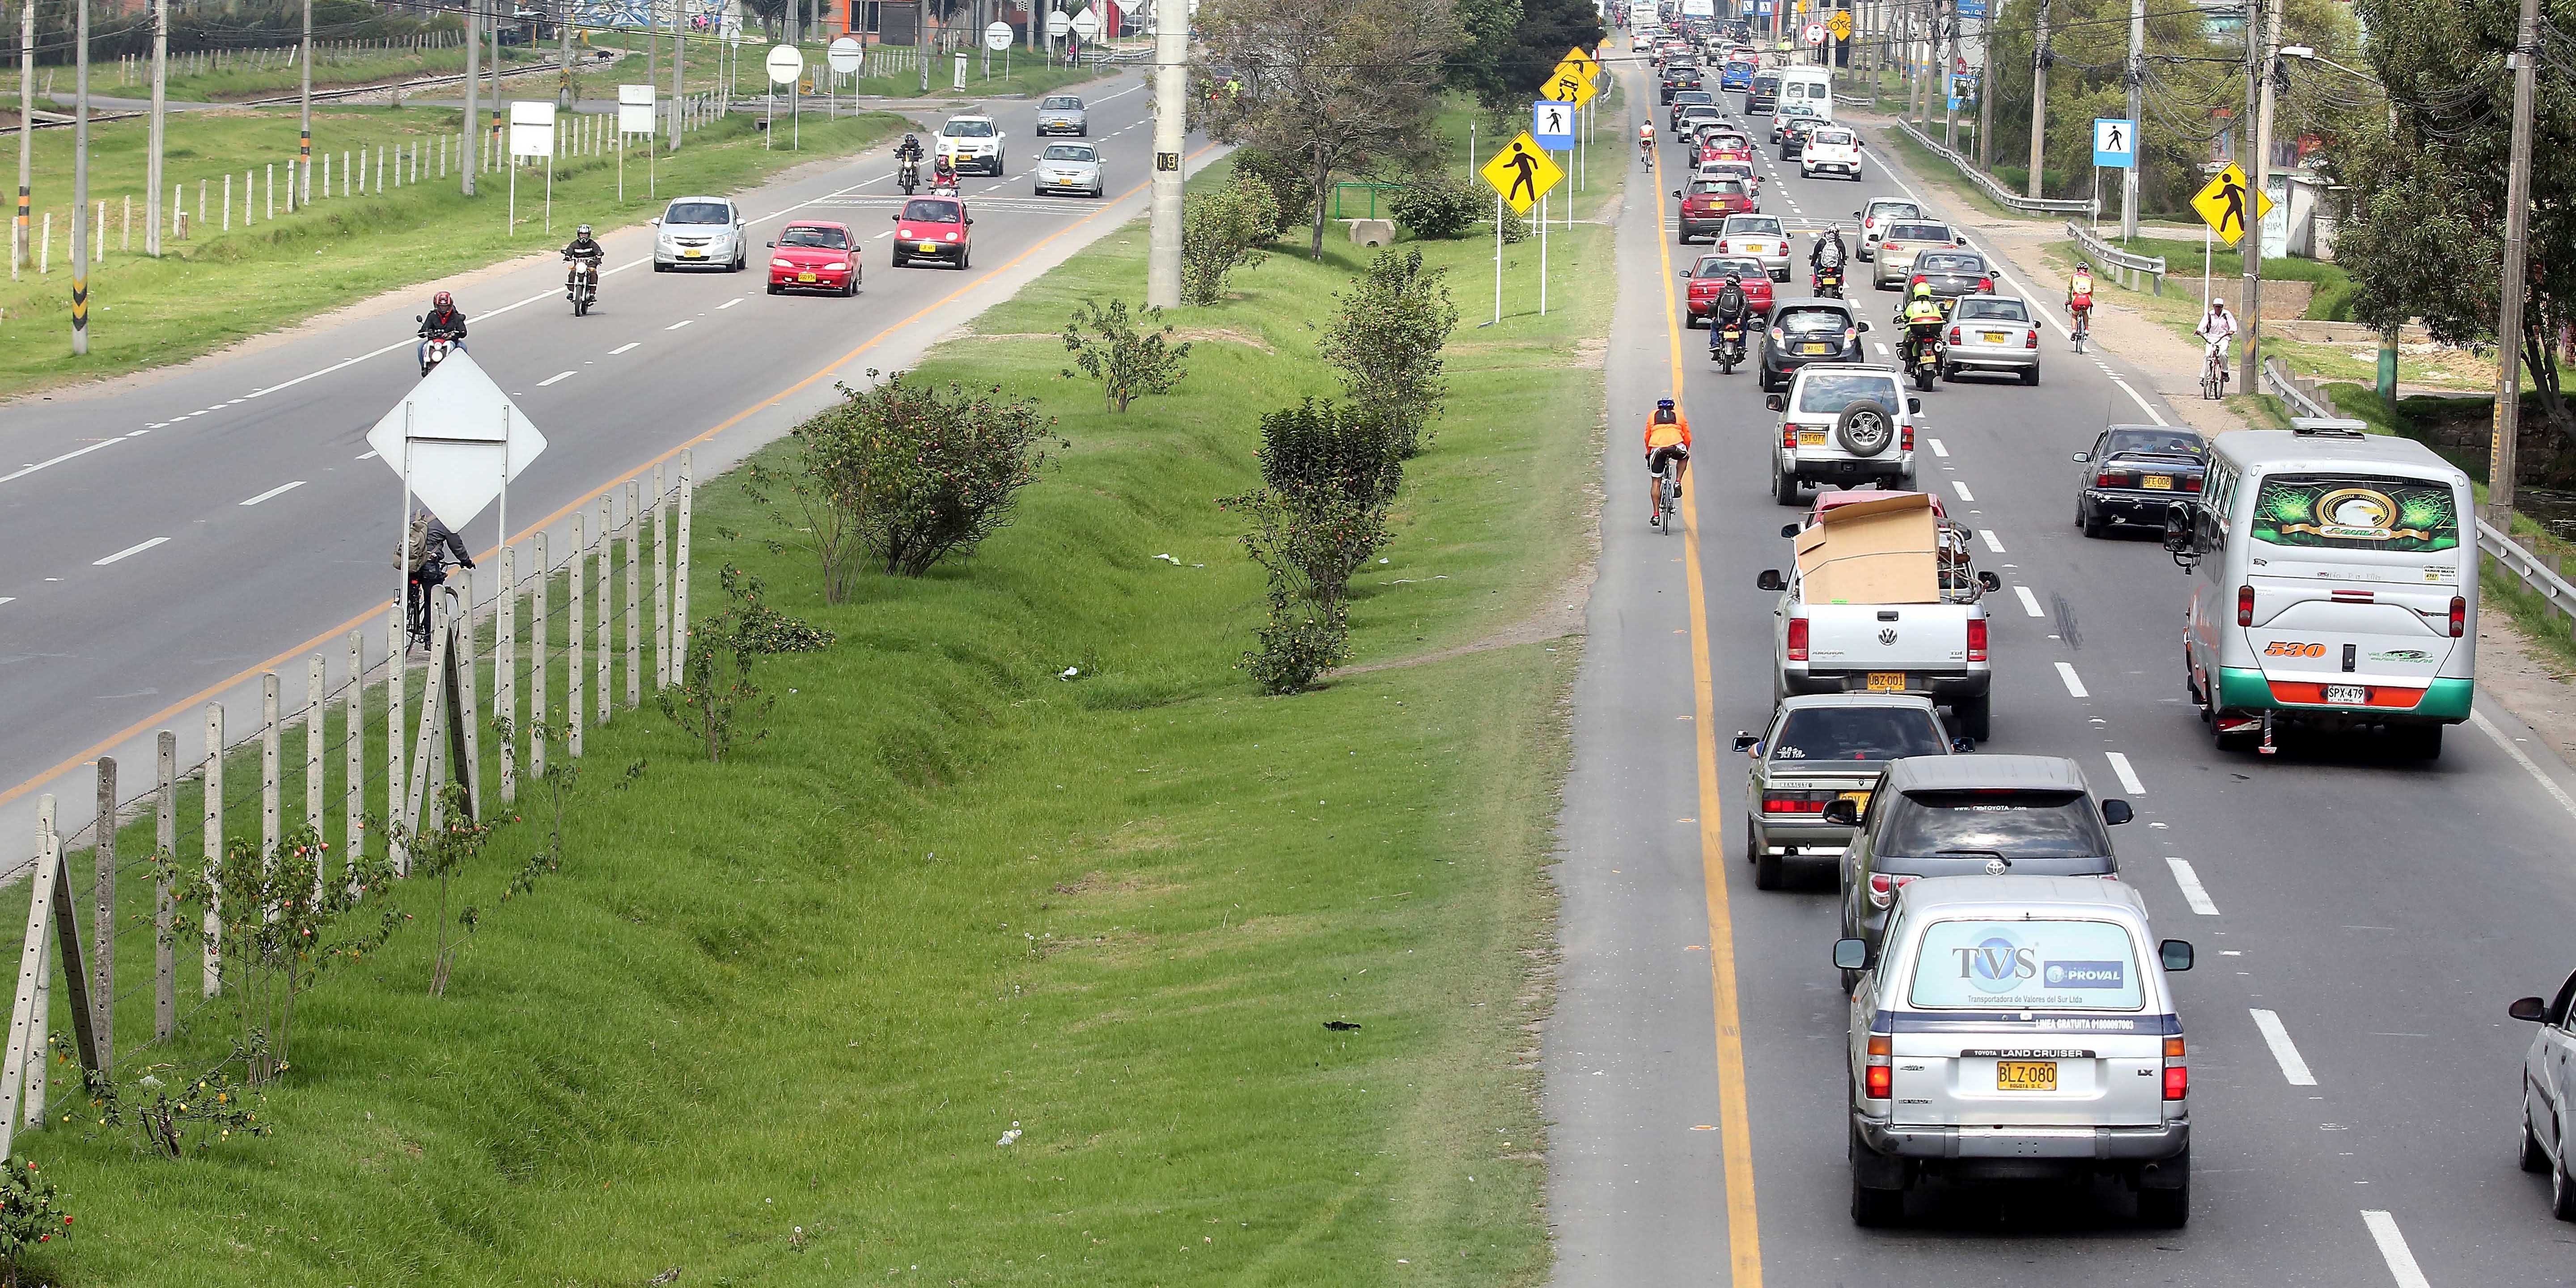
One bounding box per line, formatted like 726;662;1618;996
1387;177;1482;240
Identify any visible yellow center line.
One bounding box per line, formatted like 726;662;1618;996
1641;83;1764;1286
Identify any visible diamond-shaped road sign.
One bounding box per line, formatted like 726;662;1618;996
366;349;547;530
1480;132;1567;216
1828;10;1852;39
1545;60;1599;107
2190;161;2273;248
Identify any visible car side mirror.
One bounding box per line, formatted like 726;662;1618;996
2072;451;2092;463
1679;270;1691;279
1821;798;1863;827
1856;320;1871;333
2162;503;2199;569
765;240;776;248
1850;210;1861;219
2510;996;2551;1022
1756;569;1785;592
1732;733;1761;754
1832;938;1873;971
2101;799;2134;826
1673;189;1683;199
1977;571;2002;592
1765;393;1786;412
967;217;976;225
892;213;903;220
1780;523;1801;539
1907;398;1923;415
2159;940;2195;972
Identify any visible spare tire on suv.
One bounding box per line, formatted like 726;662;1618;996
1835;400;1895;457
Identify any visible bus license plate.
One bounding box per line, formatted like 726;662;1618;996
2325;684;2369;705
1866;672;1906;692
1996;1060;2058;1091
2143;475;2173;489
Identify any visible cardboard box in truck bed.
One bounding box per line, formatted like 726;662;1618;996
1793;491;1940;604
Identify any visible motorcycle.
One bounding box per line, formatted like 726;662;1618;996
1905;322;1945;391
898;155;921;195
1813;263;1843;298
565;256;600;317
415;319;461;376
1711;321;1747;374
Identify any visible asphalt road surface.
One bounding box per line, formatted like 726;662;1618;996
1548;56;2576;1287
0;75;1205;846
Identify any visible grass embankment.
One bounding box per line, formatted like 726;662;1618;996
0;104;903;399
19;159;1610;1285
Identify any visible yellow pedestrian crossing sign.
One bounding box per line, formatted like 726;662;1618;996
1828;10;1852;39
1480;132;1567;216
2190;161;2274;248
1546;60;1601;106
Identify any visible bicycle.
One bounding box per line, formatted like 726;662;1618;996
2069;302;2090;353
2199;341;2230;400
406;562;458;652
1649;448;1686;533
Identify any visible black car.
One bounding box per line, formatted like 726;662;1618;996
1747;71;1780;114
1776;114;1820;157
2074;425;2209;536
1904;249;1992;305
1832;755;2134;983
1666;89;1717;130
1758;299;1868;391
1660;65;1703;102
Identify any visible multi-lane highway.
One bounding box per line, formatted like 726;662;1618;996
0;76;1206;844
1549;55;2576;1286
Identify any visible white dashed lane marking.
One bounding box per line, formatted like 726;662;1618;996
2012;584;2044;618
237;481;305;507
665;319;694;330
2360;1212;2432;1288
537;371;577;387
93;537;169;566
2250;1008;2318;1086
1928;438;1948;458
2054;661;2088;698
2105;751;2144;795
609;342;641;354
2165;858;2220;915
1979;528;2004;554
1951;479;1975;502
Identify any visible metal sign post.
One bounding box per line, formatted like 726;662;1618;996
508;100;557;234
618;84;654;202
765;45;803;150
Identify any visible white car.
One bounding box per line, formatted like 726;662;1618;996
1840;876;2197;1228
1715;213;1792;281
1855;197;1926;262
2512;968;2576;1219
1033;142;1104;198
650;195;746;272
1802;125;1864;180
936;115;1007;176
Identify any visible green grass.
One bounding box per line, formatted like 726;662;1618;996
14;154;1610;1288
1866;121;2031;222
0;104;904;399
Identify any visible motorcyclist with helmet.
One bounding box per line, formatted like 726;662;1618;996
1898;280;1946;365
930;151;960;193
894;132;926;190
417;291;467;373
1809;225;1847;292
1708;269;1754;360
560;225;604;301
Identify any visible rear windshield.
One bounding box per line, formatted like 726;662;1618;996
1883;789;2112;859
1691;179;1747;197
1043;144;1095;160
1916;253;1983;274
901;199;963;223
1682;106;1720;119
665;201;730;225
1674;92;1714;104
1754;74;1780;87
1773;708;1945;761
1775;307;1852;335
1812;129;1854;145
778;225;848;249
1886;223;1949;242
1041;96;1083;109
2250;473;2462;554
1868;201;1924;221
1694;257;1764;279
1954;298;2027;322
1908;918;2146;1011
1726;216;1784;237
941;119;996;137
2106;429;2205;458
1795;370;1899;411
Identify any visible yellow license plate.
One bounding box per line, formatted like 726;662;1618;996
919;241;940;251
1865;672;1906;692
2143;475;2173;489
797;272;817;282
682;249;705;258
1996;1060;2058;1091
1801;342;1829;354
1796;430;1827;446
1837;790;1872;811
1981;331;2008;343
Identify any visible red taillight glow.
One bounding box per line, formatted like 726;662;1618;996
1947;326;1961;346
1910;274;1927;287
1762;792;1831;814
2182;475;2204;491
2025;330;2040;349
1865;872;1915;908
1786;617;1811;661
2095;471;2126;488
1716;240;1730;252
1901;424;1914;451
1864;1064;1892;1099
1783;424;1799;449
1978;277;1995;292
2163;1063;2189;1100
2451;595;2468;638
1966;618;1988;663
2237;584;2255;627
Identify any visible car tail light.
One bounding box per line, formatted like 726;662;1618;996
2162;1036;2189;1101
1900;424;1914;451
1864;1063;1892;1099
1761;790;1832;814
1786;616;1810;661
2237;584;2255;627
2182;474;2204;491
1716;239;1729;252
1865;872;1915;908
1978;277;1995;292
1947;326;1961;346
1783;423;1799;449
1966;618;1987;663
2095;470;2127;488
2451;595;2468;637
1864;215;1876;229
2025;330;2040;349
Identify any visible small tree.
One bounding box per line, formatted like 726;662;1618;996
744;404;876;604
660;565;835;762
1063;298;1194;412
1182;174;1280;304
1318;248;1459;459
0;1158;69;1286
1225;399;1405;692
1219;146;1315;237
390;783;493;998
1387;177;1480;240
72;1049;269;1159
783;375;1065;579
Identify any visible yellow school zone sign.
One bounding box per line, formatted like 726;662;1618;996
1480;132;1567;216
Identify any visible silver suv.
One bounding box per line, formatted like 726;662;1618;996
1837;875;2196;1228
1765;364;1919;504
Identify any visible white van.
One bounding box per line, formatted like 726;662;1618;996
2162;419;2476;758
1775;68;1835;124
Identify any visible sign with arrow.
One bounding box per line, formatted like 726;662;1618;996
1479;131;1566;216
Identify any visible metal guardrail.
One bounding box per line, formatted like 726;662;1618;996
1890;118;2096;216
2262;356;2334;419
2065;219;2167;296
1834;93;1873;107
2479;519;2576;622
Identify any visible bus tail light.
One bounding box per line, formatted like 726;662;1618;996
2237;584;2255;627
2451;595;2468;637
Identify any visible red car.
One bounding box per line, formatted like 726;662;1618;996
891;195;973;269
1700;133;1753;164
765;220;860;296
1682;253;1774;327
1675;177;1757;244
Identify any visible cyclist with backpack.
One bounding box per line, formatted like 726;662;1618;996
398;508;475;650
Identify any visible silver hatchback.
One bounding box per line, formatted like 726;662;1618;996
651;195;746;272
2510;970;2576;1219
1033;142;1104;198
1034;95;1088;136
1839;876;2197;1228
1940;294;2042;386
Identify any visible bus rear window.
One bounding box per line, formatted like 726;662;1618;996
2250;473;2460;554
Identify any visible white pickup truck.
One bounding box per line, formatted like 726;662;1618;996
1756;492;1996;741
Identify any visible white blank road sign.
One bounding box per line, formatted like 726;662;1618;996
508;100;557;158
366;351;547;530
618;83;654;134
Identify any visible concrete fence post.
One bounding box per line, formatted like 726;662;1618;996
452;571;482;819
626;481;642;710
387;603;407;876
654;462;670;689
305;655;325;896
261;672;281;873
201;702;222;996
23;797;52;1131
597;494;613;728
403;595;451;853
532;533;548;782
92;756;115;1071
674;451;693;678
570;513;586;758
499;544;517;806
346;631;364;884
154;731;176;1041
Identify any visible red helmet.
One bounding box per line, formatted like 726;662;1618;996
432;291;454;311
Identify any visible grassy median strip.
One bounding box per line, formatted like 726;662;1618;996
27;163;1607;1285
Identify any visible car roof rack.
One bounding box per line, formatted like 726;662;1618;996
2288;417;2368;438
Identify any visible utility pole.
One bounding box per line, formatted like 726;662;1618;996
2121;0;2143;239
146;0;165;254
71;0;88;355
1142;0;1185;308
2492;0;2544;523
2025;0;2046;196
1941;0;1958;148
2238;0;2277;394
1975;3;1993;164
463;0;481;196
558;0;572;109
669;3;684;152
16;0;32;278
297;0;310;207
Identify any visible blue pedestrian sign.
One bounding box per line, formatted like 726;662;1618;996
2093;117;2138;168
1754;0;1772;14
1533;100;1577;151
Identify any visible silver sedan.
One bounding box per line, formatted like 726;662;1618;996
1940;293;2042;386
1034;142;1104;198
1034;95;1088;136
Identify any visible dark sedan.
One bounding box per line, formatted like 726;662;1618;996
1759;299;1868;391
1667;89;1717;130
2073;425;2209;536
1905;250;1994;307
1660;65;1703;101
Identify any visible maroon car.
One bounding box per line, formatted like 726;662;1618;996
1682;253;1774;327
